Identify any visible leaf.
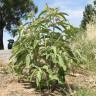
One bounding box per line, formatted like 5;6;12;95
58;55;67;71
51;46;57;57
53;26;63;32
42;65;49;71
46;54;50;60
33;40;39;49
58;12;68;20
29;69;37;81
36;68;42;87
49;74;59;81
26;54;31;68
38;10;47;17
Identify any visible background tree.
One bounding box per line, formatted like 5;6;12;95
0;0;38;49
80;4;94;30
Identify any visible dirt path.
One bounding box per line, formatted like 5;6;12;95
0;62;96;96
0;50;12;64
66;72;96;89
0;64;41;96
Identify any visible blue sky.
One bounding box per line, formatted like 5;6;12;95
4;0;91;49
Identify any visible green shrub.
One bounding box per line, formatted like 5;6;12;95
10;6;78;89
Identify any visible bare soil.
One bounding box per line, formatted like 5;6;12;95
0;63;41;96
0;64;63;96
0;63;96;96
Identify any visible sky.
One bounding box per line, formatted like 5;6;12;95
4;0;91;49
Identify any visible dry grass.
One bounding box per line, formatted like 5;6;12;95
86;22;96;40
0;61;3;67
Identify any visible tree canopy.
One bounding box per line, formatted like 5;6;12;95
81;4;94;29
81;0;96;30
0;0;38;49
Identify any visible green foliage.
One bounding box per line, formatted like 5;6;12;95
0;0;37;49
10;6;78;89
81;4;94;30
81;0;96;30
65;26;81;40
0;0;37;30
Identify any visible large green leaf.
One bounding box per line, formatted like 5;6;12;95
58;55;67;71
26;54;31;68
